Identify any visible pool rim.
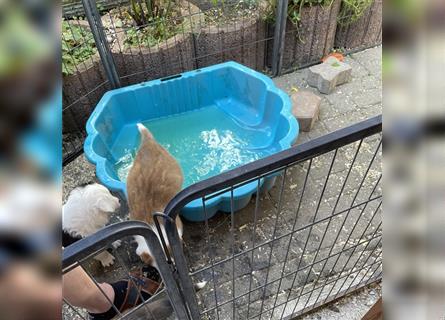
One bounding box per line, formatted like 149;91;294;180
84;61;299;219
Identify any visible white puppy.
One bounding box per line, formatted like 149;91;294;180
63;183;120;267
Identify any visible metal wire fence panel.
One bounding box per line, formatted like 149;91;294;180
62;221;189;320
62;14;112;163
63;0;130;18
164;115;382;319
272;0;341;73
62;117;381;320
275;0;382;74
62;0;382;166
335;0;382;51
62;0;273;164
102;0;272;86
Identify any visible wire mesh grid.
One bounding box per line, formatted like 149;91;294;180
278;0;382;74
62;222;189;320
164;116;382;319
334;0;382;52
62;0;382;164
97;0;272;83
62;15;111;162
62;0;271;163
62;116;381;319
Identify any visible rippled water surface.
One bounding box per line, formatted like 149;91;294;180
115;106;271;188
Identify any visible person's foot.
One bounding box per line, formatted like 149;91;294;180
89;266;162;320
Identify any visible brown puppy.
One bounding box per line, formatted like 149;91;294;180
127;123;184;267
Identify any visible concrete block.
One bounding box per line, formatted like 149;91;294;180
307;56;352;94
291;90;321;132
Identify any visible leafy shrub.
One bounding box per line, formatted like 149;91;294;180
62;20;96;75
124;19;180;48
204;0;260;26
288;0;334;25
265;0;334;26
263;0;334;45
129;0;173;26
337;0;374;26
122;0;183;48
265;0;372;27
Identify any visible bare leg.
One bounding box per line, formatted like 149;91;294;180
63;266;115;314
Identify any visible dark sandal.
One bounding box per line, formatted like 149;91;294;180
89;267;163;320
119;268;163;313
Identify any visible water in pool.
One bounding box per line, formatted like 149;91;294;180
115;105;273;188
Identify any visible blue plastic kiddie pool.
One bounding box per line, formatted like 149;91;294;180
84;62;298;221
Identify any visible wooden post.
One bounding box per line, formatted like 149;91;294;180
362;297;382;320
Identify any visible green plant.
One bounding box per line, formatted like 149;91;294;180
124;19;179;48
204;0;259;26
289;0;334;25
62;20;96;75
123;0;182;48
331;47;345;54
265;0;334;26
210;0;224;6
337;0;373;26
128;0;173;26
264;0;334;44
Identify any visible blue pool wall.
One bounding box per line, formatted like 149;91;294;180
84;61;299;221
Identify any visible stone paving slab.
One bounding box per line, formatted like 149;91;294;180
291;90;321;132
62;46;382;320
307;57;352;94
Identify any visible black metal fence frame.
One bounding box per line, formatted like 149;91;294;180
62;115;382;319
62;221;191;319
162;114;382;319
62;0;381;164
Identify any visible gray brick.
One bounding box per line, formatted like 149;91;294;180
307;57;352;94
291;90;321;132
